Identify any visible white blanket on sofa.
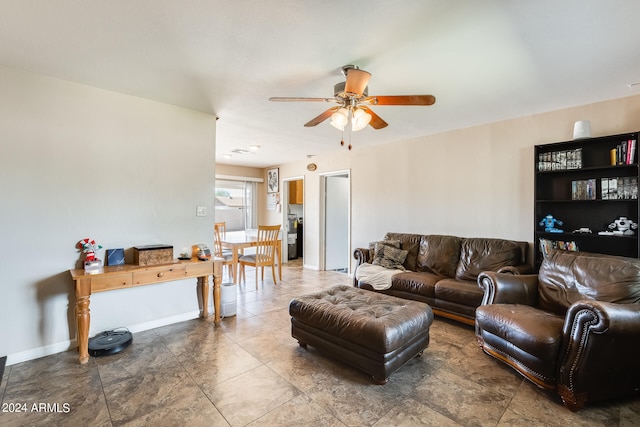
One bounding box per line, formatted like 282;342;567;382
355;263;404;290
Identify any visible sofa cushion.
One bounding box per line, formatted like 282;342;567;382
372;243;408;270
538;250;640;315
390;271;440;298
476;304;565;384
434;278;484;307
455;238;523;281
416;235;462;278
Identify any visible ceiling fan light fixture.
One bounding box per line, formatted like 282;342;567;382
351;108;372;132
330;107;349;130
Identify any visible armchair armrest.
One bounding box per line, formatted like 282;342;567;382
497;264;532;275
563;300;640;337
353;248;371;266
558;301;640;410
477;271;539;306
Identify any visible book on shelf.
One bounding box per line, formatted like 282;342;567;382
587;179;595;200
618;142;625;165
571;179;597;200
601;178;609;200
622;177;631;199
609;177;618;199
539;238;578;258
537;148;582;171
599;176;638;200
627;139;636;164
612;139;637;165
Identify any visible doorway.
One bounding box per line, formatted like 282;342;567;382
321;170;350;274
282;176;304;265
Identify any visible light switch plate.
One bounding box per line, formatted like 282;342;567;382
196;206;207;217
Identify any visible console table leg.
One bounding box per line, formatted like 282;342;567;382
75;278;92;364
199;276;209;318
76;295;90;364
213;261;221;325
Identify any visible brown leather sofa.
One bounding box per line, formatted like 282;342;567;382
353;233;530;325
476;249;640;410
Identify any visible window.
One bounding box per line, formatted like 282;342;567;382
214;179;257;231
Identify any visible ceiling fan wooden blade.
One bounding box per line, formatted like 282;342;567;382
269;97;331;102
344;69;371;96
361;107;388;129
367;95;436;106
304;107;339;127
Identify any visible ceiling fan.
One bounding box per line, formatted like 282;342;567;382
269;65;436;149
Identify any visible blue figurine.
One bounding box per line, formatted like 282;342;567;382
539;214;564;233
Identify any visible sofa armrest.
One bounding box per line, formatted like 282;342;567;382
558;301;640;409
353;248;371;266
477;271;539;306
353;248;370;288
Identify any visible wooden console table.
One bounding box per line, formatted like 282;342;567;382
69;258;221;364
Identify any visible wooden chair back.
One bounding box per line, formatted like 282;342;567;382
214;222;226;240
213;226;224;257
255;225;280;266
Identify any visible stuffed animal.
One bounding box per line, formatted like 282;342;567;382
77;238;102;262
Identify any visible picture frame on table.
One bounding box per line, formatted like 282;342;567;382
267;168;279;193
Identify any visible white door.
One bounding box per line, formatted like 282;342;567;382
324;174;349;272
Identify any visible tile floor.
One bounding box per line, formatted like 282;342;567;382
1;261;639;426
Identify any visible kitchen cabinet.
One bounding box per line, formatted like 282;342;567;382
289;180;303;204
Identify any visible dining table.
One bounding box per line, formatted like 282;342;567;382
221;230;282;284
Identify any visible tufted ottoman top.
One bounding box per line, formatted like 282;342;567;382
289;285;433;354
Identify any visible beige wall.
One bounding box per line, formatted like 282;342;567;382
0;66;216;364
267;94;640;272
215;163;264;180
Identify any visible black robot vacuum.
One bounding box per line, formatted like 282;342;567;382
88;328;133;357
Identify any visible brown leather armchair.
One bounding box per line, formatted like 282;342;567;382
475;249;640;410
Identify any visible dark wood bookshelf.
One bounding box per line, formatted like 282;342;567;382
534;131;640;268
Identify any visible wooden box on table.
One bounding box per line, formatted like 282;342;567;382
133;244;174;266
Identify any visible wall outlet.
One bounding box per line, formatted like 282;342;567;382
196;206;207;217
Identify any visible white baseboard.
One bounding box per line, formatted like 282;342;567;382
7;340;78;366
6;310;202;366
125;310;201;334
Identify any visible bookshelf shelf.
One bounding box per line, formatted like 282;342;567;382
536;199;637;203
537;231;638;240
536;164;637;174
534;131;640;268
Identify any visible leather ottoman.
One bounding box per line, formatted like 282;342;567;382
289;285;434;384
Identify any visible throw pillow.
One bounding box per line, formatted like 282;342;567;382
368;239;401;262
372;243;408;270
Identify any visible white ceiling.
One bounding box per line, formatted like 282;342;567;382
2;1;640;167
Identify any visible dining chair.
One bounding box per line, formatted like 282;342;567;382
238;225;280;288
214;221;227;240
213;226;234;282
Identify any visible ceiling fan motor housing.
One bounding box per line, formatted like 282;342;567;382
334;81;368;98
